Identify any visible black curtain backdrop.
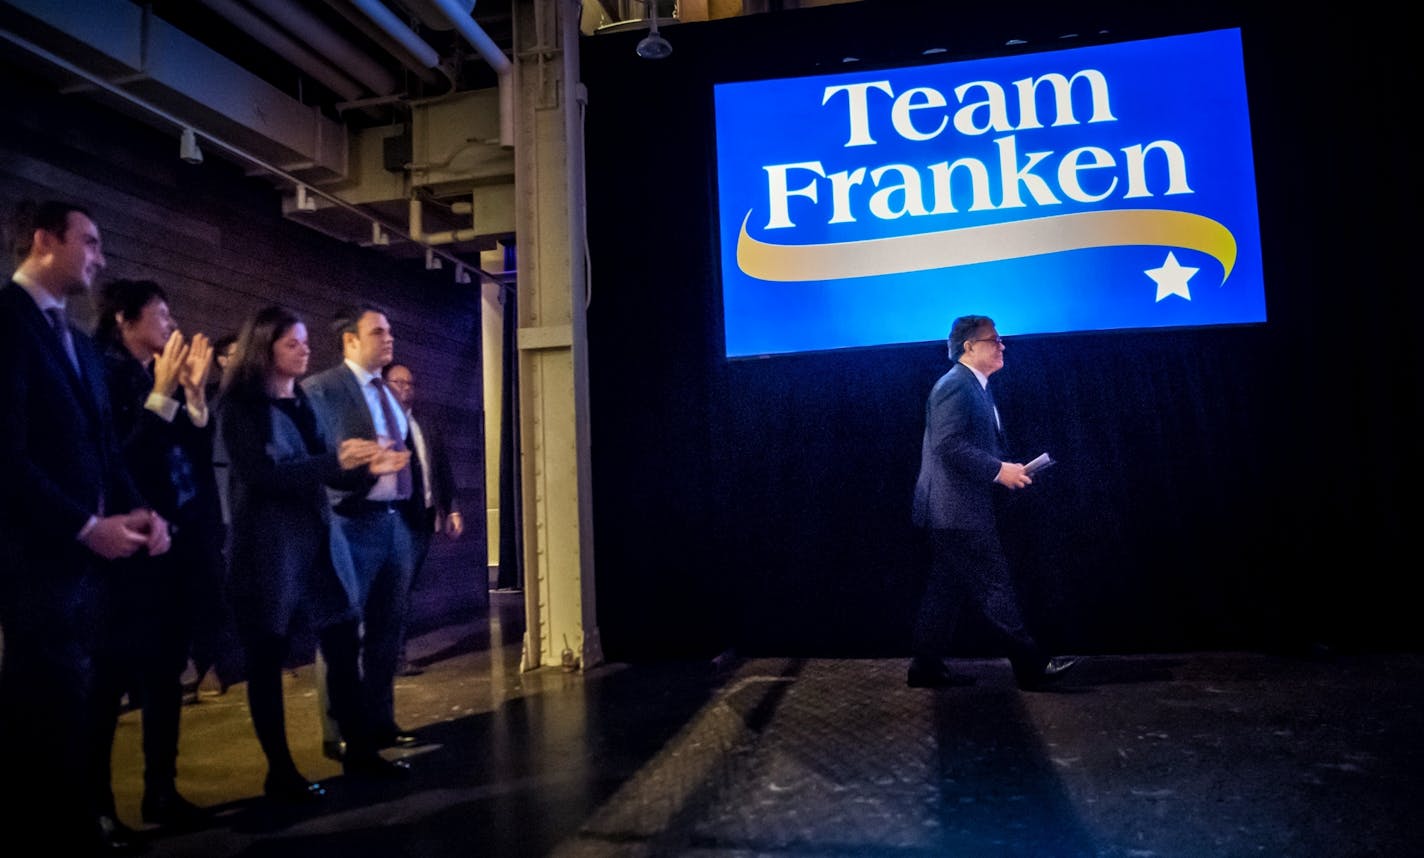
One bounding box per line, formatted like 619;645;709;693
582;0;1421;661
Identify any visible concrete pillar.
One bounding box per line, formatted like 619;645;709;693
512;0;600;672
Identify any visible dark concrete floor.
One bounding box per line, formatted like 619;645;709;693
108;588;1424;857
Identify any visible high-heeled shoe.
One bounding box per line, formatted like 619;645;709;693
263;770;327;803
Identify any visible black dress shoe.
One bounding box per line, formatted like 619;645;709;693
263;770;326;804
906;658;976;689
343;749;412;779
96;813;144;853
141;787;208;828
321;739;347;762
1016;655;1081;691
373;726;419;748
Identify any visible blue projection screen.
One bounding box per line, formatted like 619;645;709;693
713;28;1266;358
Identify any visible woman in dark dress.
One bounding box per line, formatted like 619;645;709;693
218;306;409;801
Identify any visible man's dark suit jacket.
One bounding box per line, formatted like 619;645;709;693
0;280;143;630
402;410;458;536
0;279;145;833
911;362;1006;532
301;363;423;514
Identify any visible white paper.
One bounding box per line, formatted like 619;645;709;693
1024;452;1054;475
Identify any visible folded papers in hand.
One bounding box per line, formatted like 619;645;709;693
1024;452;1054;475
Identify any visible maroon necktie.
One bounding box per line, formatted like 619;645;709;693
370;376;412;499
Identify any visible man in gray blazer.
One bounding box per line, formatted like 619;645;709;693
908;314;1078;691
302;304;420;757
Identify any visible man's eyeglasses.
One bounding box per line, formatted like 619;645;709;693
969;336;1005;347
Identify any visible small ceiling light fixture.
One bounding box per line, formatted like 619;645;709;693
179;127;203;164
636;0;672;60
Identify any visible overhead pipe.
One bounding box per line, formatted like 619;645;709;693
194;0;365;102
409;195;480;245
245;0;399;96
424;0;515;147
0;24;500;287
337;0;453;91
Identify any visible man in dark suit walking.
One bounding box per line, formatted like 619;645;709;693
383;363;463;676
0;200;171;852
908;314;1078;691
302;304;419;760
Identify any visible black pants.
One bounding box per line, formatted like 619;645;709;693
912;527;1042;674
0;560;116;851
244;618;368;778
91;540;202;815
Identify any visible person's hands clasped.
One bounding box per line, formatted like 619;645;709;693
151;329;190;400
338;438;384;470
135;508;172;556
369;447;411;476
83;508;171;559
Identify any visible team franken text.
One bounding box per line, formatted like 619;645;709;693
761;70;1192;230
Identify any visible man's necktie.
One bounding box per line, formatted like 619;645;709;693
44;307;80;374
983;383;1004;439
371;376;412;499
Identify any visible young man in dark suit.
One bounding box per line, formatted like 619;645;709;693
302;304;419;766
908;314;1078;691
0;200;171;852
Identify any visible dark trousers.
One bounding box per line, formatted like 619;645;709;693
0;564;114;850
912;527;1041;674
400;507;435;657
190;522;242;687
333;508;414;733
244;619;367;778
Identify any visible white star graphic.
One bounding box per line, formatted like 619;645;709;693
1146;251;1199;302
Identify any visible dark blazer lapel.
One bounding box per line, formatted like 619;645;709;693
9;283;101;419
338;365;379;438
72;331;108;425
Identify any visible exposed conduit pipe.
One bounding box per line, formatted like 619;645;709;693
340;0;452;91
194;0;365;102
424;0;515;147
409;195;479;245
0;27;501;287
245;0;399;96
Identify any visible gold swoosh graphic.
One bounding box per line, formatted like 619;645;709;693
737;209;1237;285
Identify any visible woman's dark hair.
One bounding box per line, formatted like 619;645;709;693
223;305;302;401
94;278;167;346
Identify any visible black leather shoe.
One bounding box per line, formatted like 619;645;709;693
906;658;976;689
343;750;412;779
263;771;326;804
1017;655;1081;690
321;739;347;762
141;787;208;828
373;726;418;748
96;813;143;853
